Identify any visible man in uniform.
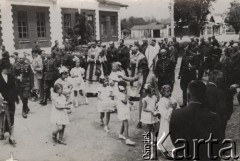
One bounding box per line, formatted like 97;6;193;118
13;53;34;118
41;53;57;106
139;39;148;55
54;48;73;71
178;45;198;107
155;49;175;90
117;39;130;76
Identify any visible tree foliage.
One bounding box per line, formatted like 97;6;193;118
225;0;240;34
174;0;216;36
121;16;158;30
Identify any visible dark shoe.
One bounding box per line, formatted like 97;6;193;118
26;108;30;114
0;135;4;140
9;138;17;145
136;122;142;129
52;134;57;143
22;112;27;118
57;140;67;145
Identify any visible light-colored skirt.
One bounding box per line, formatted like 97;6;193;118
117;102;130;121
51;108;70;126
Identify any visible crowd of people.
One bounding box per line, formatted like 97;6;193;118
0;35;239;160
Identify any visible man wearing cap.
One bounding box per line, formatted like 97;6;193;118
145;39;160;70
13;53;34;118
155;49;175;90
41;53;57;105
117;39;130;76
107;41;118;75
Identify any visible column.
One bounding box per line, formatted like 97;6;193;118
49;4;63;47
117;11;121;40
1;1;15;52
95;9;100;40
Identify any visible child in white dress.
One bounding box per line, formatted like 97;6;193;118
55;66;73;113
109;62;124;83
156;85;179;156
51;84;72;145
116;81;136;146
70;58;88;106
97;79;116;133
141;85;158;132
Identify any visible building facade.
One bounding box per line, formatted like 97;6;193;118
0;0;127;53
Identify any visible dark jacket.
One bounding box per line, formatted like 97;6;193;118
170;103;222;161
0;74;17;103
206;83;233;123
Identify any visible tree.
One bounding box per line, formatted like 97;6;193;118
174;0;216;36
121;16;158;30
225;0;240;34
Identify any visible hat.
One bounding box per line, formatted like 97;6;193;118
59;66;69;74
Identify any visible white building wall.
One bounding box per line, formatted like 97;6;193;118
0;0;123;52
1;1;15;52
49;3;63;50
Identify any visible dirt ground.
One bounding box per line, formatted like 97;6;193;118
0;61;239;161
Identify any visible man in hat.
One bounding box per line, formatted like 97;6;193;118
117;39;130;76
41;53;57;105
155;49;175;90
13;53;34;118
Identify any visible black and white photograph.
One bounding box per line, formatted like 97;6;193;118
0;0;240;160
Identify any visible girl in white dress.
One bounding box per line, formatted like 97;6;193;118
51;84;72;145
141;85;158;132
116;81;136;146
55;66;73;113
156;85;179;155
97;79;116;133
70;58;88;106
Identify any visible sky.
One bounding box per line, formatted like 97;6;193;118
119;0;232;19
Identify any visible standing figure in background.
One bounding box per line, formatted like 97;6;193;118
107;41;118;75
13;53;34;118
41;53;57;106
145;39;160;70
140;39;148;55
117;39;130;76
155;49;175;90
178;45;197;107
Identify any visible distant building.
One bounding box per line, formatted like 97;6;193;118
130;22;173;39
201;15;227;36
0;0;127;53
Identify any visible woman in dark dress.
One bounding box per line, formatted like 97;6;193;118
0;60;18;145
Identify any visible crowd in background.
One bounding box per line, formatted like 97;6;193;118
0;35;240;159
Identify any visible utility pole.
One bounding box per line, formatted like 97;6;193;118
170;0;175;37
